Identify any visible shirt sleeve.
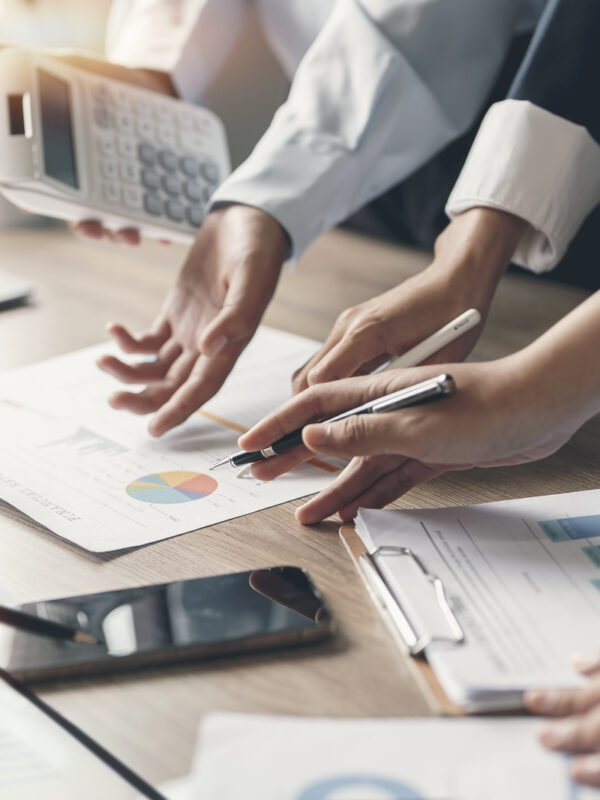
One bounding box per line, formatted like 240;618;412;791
210;0;532;259
105;0;249;103
446;100;600;273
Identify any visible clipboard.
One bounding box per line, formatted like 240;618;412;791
340;524;465;716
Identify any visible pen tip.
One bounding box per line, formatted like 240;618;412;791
73;631;101;645
210;457;230;470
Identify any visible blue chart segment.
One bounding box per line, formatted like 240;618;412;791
539;515;600;542
126;471;218;504
297;775;423;800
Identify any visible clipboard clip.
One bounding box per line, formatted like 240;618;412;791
360;545;464;656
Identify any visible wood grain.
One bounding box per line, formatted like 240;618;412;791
0;223;596;786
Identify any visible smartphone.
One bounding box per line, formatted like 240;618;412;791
0;567;334;682
0;48;230;243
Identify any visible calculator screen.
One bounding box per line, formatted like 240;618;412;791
38;69;79;189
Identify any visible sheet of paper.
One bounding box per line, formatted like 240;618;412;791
0;675;141;799
0;327;340;552
356;490;600;709
162;712;597;800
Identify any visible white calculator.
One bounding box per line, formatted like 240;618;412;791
0;48;231;243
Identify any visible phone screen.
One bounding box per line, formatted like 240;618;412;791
0;568;333;682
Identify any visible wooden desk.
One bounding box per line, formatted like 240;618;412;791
0;223;597;787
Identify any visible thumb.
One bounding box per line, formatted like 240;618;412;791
199;262;279;356
303;413;408;458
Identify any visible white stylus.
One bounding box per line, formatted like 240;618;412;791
373;308;481;373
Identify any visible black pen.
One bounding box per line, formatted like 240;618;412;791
210;373;454;470
0;604;102;645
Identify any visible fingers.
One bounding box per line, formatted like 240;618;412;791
291;329;345;394
525;681;600;718
571;753;600;787
97;339;183;384
304;323;388;387
295;455;443;524
537;704;600;755
572;652;600;677
148;339;249;436
108;350;196;416
105;319;171;355
303;410;420;459
240;372;412;453
199;258;279;357
72;221;141;245
250;447;313;482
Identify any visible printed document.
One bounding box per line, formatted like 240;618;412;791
0;675;140;799
161;712;597;800
356;490;600;710
0;327;339;552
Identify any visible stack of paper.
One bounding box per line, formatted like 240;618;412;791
355;490;600;711
161;712;595;800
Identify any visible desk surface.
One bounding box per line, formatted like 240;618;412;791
0;223;597;787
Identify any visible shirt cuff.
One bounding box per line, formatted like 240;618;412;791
446;100;600;273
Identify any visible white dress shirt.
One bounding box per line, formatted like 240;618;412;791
104;0;599;273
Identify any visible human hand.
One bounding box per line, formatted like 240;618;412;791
239;346;584;523
525;654;600;788
292;208;526;392
98;205;288;435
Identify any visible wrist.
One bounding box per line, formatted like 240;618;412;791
431;207;527;304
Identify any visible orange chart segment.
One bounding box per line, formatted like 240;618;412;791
126;471;218;504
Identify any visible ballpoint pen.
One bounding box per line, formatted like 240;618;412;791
210;373;454;470
0;604;102;645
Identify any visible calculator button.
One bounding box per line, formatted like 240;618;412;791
191;114;211;134
179;155;199;178
136;117;154;140
117;136;137;160
100;159;119;180
133;96;152;116
200;159;219;184
114;87;130;109
144;193;163;216
96;136;116;158
183;180;204;203
123;186;143;209
155;102;172;122
94;107;112;129
165;199;185;222
115;111;134;134
179;132;205;153
162;174;182;196
158;149;178;172
177;107;194;129
186;204;204;227
141;168;161;191
103;183;121;205
92;82;111;104
138;142;157;165
120;160;141;184
158;124;176;148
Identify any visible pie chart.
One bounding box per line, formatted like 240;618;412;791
126;471;218;504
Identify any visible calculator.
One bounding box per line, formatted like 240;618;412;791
0;48;231;243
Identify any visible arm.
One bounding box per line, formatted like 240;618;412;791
239;290;600;522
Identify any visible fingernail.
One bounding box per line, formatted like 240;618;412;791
204;335;228;357
304;423;327;448
571;651;600;675
524;690;562;713
539;720;576;747
573;754;600;780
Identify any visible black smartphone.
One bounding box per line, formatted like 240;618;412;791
0;567;334;682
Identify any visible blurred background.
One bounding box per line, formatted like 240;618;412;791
0;0;287;227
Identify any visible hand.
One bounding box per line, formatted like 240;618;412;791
291;208;526;393
239;350;586;523
98;205;288;435
525;655;600;788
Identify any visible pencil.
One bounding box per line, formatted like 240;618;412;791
0;605;101;645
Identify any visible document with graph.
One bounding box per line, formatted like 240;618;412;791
0;327;340;552
355;490;600;711
161;712;597;800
